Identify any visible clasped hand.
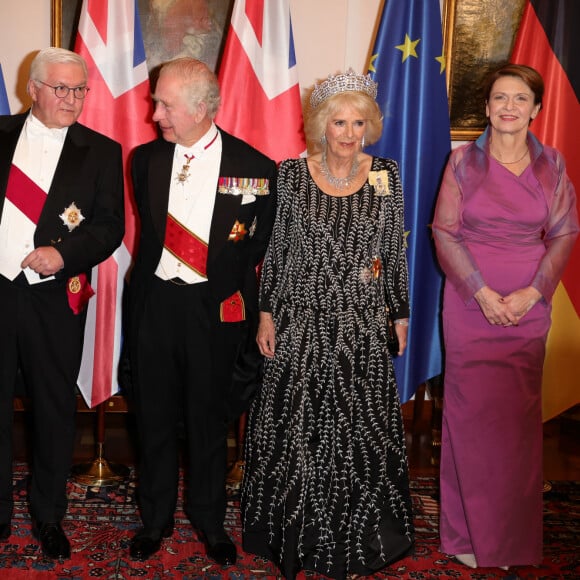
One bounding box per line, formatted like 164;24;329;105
21;246;64;277
474;285;542;327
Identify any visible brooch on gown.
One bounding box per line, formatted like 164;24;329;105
368;170;390;196
361;255;382;284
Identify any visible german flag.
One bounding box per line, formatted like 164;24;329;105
511;0;580;420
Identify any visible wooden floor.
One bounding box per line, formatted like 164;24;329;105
13;400;580;481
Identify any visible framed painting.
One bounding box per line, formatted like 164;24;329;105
51;0;233;73
443;0;526;140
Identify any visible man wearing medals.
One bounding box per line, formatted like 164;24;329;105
0;48;124;559
127;57;277;565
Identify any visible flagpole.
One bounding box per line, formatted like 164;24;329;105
71;401;129;486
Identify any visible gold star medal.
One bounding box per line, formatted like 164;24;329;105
228;220;247;242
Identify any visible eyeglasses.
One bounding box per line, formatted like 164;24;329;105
36;80;90;100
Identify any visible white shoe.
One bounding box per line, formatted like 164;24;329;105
455;553;477;568
500;566;509;570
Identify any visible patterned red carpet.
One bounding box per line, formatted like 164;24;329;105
0;464;578;579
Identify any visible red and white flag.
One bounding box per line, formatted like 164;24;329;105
74;0;156;407
215;0;305;162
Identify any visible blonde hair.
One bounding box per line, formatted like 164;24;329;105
304;90;383;154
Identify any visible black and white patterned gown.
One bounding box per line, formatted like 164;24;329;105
242;157;414;579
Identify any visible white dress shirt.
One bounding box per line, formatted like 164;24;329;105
0;112;67;283
155;123;222;284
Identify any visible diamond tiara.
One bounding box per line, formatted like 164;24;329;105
310;68;378;109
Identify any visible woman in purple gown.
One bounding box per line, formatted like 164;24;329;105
432;64;578;571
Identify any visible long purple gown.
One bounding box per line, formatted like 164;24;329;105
433;129;579;568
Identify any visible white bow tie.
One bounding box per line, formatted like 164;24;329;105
26;118;67;142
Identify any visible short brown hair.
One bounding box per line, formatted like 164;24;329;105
483;63;544;108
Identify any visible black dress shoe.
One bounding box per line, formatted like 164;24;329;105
0;523;10;542
129;522;174;561
32;521;70;560
199;527;237;566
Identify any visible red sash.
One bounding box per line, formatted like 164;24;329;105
6;164;46;222
164;213;245;322
5;164;93;314
164;213;208;277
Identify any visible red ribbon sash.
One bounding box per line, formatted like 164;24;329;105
164;213;208;277
5;164;93;315
5;164;46;222
164;214;245;322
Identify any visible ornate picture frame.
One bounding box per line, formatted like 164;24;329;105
51;0;233;73
443;0;526;140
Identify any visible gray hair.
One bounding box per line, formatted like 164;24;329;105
158;57;221;119
29;47;88;83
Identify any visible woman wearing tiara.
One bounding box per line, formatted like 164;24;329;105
242;70;414;579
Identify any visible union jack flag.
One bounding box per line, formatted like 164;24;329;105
215;0;305;162
74;0;156;407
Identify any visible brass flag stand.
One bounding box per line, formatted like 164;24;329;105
226;413;247;488
71;401;129;486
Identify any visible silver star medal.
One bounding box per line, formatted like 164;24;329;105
249;217;257;238
59;202;85;232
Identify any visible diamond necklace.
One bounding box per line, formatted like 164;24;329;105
320;150;360;189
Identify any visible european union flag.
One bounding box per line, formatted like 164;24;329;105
366;0;451;402
0;64;10;115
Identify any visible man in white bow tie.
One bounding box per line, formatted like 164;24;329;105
126;57;277;566
0;47;124;560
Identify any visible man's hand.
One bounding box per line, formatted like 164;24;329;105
21;246;64;276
